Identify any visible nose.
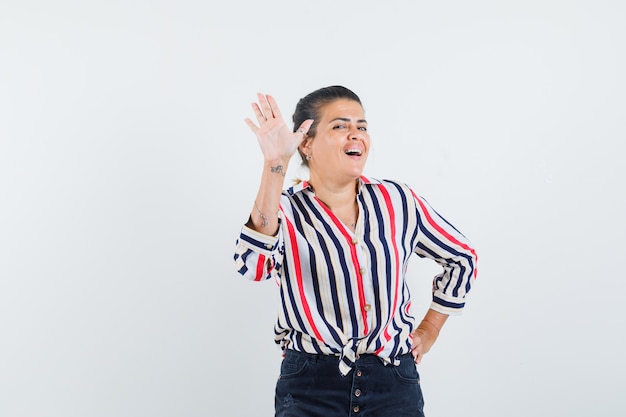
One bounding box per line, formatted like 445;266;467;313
349;127;364;140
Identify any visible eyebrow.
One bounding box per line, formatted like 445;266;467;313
329;117;368;124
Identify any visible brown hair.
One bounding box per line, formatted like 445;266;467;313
292;85;363;165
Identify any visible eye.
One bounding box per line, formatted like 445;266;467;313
358;126;367;131
333;125;346;129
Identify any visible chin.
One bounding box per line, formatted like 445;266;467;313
348;169;365;179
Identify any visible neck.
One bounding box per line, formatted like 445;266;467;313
308;174;359;210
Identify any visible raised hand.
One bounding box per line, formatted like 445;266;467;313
244;93;313;163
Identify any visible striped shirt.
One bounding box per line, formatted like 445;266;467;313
234;176;478;375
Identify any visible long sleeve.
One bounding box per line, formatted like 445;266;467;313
411;191;478;315
234;218;284;282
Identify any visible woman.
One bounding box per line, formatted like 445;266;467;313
234;86;478;417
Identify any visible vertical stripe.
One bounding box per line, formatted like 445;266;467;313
290;198;344;346
299;195;359;337
284;215;326;344
255;254;266;281
375;184;401;350
314;196;369;335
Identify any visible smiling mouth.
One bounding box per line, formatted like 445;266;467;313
345;149;363;156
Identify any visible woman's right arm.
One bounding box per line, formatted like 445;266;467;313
233;94;313;281
244;93;312;234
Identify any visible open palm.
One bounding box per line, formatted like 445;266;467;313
244;93;313;162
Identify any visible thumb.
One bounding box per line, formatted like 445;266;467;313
296;119;314;137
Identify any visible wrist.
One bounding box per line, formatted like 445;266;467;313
417;319;441;338
264;159;290;177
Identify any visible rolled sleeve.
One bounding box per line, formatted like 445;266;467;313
411;192;478;315
238;224;280;254
234;220;284;282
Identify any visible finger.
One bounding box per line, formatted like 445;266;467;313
258;93;275;119
295;127;307;140
297;119;314;135
410;338;422;363
266;95;282;119
244;118;259;134
295;119;314;143
251;102;266;124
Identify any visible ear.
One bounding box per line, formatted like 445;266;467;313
299;136;313;154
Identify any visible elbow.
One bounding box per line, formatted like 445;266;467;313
469;247;478;280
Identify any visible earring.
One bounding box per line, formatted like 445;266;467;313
305;154;311;161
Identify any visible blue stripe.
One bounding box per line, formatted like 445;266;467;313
361;186;390;344
239;233;270;250
280;266;308;335
291;196;343;346
303;196;360;332
306;196;361;335
432;295;465;309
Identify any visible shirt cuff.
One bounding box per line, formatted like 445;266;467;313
430;293;466;316
238;224;280;255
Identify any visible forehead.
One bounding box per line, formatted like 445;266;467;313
319;99;365;120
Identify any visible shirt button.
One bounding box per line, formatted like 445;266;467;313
359;267;366;275
351;237;358;244
353;406;360;413
265;243;272;249
354;389;362;397
364;304;371;312
356;370;362;377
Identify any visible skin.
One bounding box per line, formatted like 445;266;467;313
301;100;370;192
244;93;447;364
411;309;448;364
243;93;311;234
299;99;370;231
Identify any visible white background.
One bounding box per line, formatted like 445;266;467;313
1;1;625;416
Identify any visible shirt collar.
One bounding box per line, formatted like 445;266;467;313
285;175;381;196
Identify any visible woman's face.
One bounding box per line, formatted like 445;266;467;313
302;99;370;184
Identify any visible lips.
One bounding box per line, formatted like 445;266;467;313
344;147;363;156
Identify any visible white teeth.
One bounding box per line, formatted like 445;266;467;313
345;149;362;156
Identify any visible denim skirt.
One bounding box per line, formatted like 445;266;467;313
275;350;425;417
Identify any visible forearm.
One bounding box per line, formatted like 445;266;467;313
417;308;448;345
247;158;290;234
243;93;312;235
410;308;449;364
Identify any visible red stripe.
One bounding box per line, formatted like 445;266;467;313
411;191;478;278
377;185;401;343
284;215;325;343
315;197;369;334
255;254;266;281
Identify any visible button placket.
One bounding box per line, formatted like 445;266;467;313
354;242;375;330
